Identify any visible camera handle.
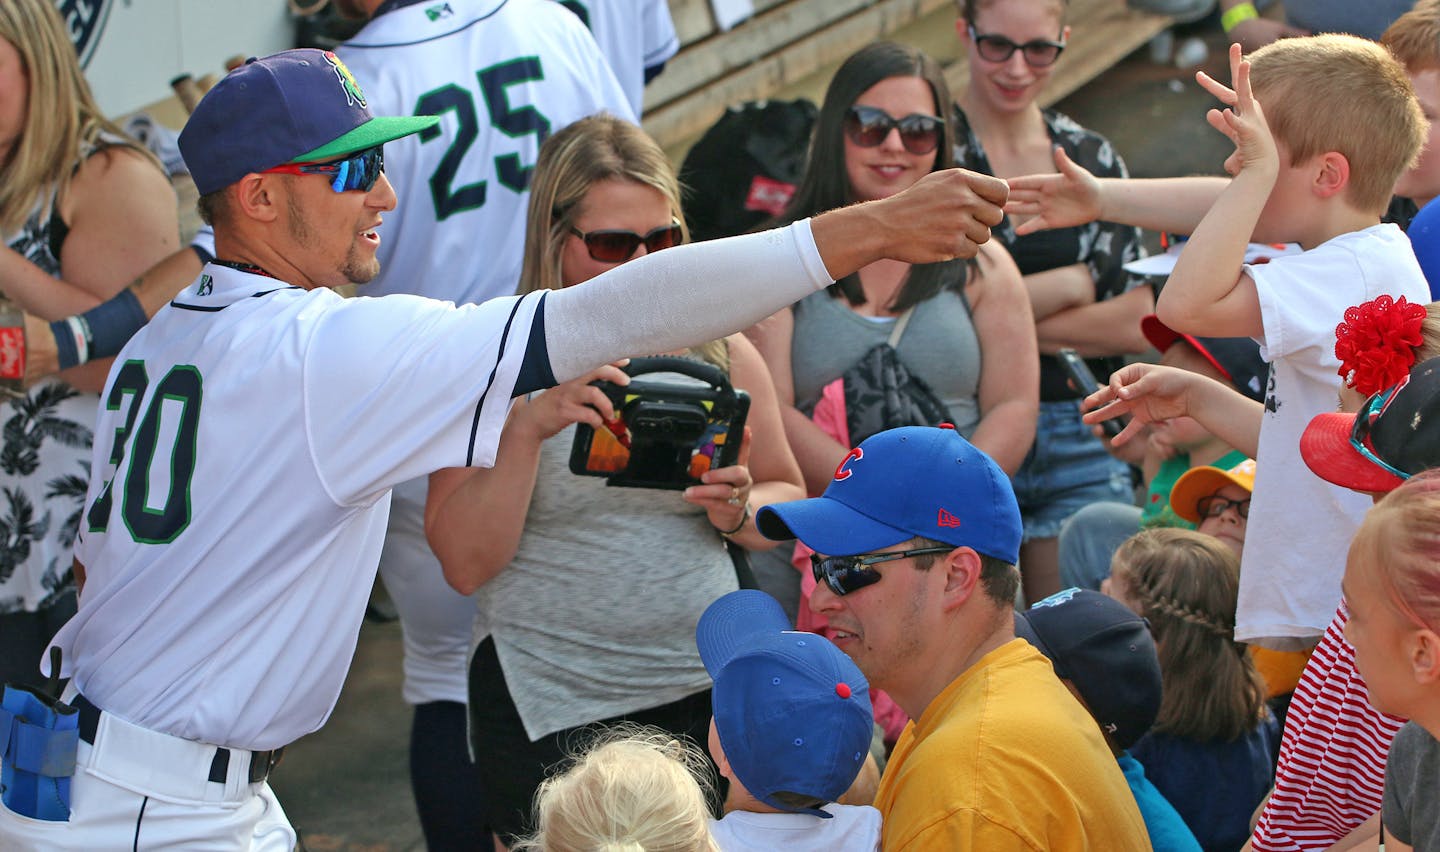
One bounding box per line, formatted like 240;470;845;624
623;356;735;397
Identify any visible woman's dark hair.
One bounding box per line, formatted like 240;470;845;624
773;41;964;313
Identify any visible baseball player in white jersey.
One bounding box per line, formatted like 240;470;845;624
549;0;680;116
0;48;1007;848
332;4;635;845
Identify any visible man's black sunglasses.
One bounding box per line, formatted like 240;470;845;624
810;546;953;597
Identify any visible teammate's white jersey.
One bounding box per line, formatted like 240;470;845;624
549;0;679;117
340;0;634;306
53;263;543;751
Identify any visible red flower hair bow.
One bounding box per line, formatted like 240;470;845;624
1334;295;1427;396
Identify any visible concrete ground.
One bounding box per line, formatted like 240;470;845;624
270;17;1236;852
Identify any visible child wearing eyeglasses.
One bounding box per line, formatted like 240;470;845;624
950;0;1153;607
1106;528;1279;852
1167;458;1311;717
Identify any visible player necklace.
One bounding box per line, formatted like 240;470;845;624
213;260;280;280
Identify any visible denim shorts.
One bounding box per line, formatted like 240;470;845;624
1011;399;1134;541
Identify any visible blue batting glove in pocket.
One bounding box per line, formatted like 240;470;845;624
0;683;79;821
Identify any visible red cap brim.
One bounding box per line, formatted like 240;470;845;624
1299;412;1407;494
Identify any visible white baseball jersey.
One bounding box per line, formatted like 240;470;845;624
51;263;544;751
549;0;679;117
339;0;634;307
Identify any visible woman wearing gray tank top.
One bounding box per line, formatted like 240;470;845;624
749;42;1038;500
424;114;804;845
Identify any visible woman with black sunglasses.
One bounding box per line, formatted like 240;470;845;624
953;0;1154;607
424;113;805;847
753;40;1038;491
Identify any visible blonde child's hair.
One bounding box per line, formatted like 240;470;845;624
1421;303;1440;363
1350;469;1440;633
1382;0;1440;73
512;724;719;852
1247;34;1426;215
1111;528;1269;743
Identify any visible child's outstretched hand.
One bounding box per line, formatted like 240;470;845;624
1005;145;1102;236
1081;363;1203;447
1196;43;1279;180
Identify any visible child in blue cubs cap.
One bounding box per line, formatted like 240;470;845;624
696;589;882;850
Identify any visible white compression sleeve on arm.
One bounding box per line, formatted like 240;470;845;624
543;220;832;383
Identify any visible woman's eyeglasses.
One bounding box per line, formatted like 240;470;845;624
1196;495;1251;520
263;145;385;193
810;546;953;597
843;106;945;156
968;26;1067;67
569;222;683;263
1350;386;1412;481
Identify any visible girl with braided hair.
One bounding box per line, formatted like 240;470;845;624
1106;527;1279;852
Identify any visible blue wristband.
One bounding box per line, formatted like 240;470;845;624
49;289;148;370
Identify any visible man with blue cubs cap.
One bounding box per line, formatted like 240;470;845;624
697;589;882;849
4;44;1011;849
756;425;1150;851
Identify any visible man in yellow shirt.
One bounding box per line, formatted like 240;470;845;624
757;425;1151;851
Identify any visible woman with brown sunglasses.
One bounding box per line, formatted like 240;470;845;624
424;112;804;848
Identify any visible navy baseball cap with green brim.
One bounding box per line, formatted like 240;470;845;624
179;48;439;196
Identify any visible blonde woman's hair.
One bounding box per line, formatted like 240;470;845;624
1247;34;1426;215
1351;469;1440;633
0;0;161;234
517;114;726;368
512;724;719;852
1111;528;1268;743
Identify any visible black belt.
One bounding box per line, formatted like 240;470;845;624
72;694;284;784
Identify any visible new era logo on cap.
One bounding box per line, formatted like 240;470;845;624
937;508;962;528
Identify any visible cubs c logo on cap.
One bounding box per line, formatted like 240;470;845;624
324;51;367;108
833;447;863;481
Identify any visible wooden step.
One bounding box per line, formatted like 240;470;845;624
645;0;1174;163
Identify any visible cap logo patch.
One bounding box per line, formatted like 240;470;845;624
937;508;962;528
833;447;863;481
323;51;367;108
1032;587;1082;610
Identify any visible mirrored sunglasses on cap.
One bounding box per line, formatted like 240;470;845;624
1351;385;1413;481
843;106;945;155
263;145;385;193
569;221;683;263
968;26;1067;67
810;546;952;596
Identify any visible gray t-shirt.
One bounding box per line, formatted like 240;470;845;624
1383;720;1440;850
789;285;983;438
475;408;737;741
1283;0;1412;40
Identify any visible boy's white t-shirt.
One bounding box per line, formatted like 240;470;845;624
709;803;882;851
1244;223;1429;648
